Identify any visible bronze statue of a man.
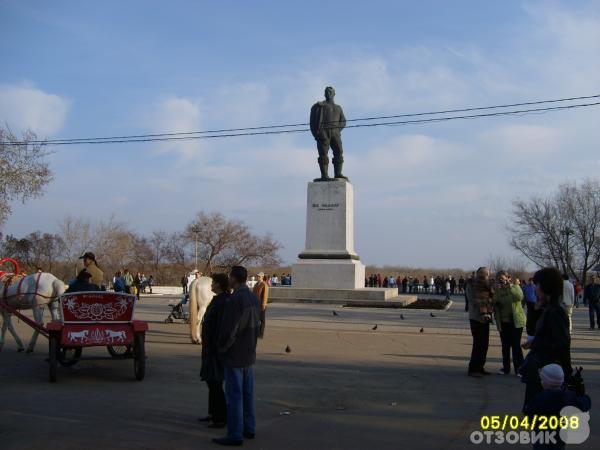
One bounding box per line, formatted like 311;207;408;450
310;86;347;181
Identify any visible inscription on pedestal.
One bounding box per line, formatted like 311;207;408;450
312;203;340;211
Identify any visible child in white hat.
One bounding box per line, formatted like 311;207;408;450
524;364;591;448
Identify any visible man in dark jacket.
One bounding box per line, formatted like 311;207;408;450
583;274;600;330
65;269;100;293
199;273;230;428
522;268;572;411
466;267;494;377
213;266;260;446
181;274;188;294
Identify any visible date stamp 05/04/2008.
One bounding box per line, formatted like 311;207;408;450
469;407;591;445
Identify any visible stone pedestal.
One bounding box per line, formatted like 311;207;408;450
292;180;365;289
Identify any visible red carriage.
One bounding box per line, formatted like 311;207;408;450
1;260;148;382
46;291;148;382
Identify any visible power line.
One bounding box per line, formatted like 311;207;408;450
344;93;600;123
24;93;600;143
8;93;600;144
15;93;598;144
2;96;600;146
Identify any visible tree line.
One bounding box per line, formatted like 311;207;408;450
0;212;282;284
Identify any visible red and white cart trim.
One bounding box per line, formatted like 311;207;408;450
45;291;148;382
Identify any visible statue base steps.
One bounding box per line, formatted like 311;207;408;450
269;286;415;306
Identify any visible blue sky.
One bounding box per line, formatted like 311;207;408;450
2;0;600;268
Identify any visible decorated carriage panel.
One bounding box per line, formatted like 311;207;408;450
61;292;136;322
61;323;134;346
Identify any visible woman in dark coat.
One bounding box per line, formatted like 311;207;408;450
521;267;572;411
199;273;230;427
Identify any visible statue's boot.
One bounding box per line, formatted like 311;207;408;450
314;157;330;182
333;161;348;181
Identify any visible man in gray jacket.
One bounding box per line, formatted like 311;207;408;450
213;266;260;446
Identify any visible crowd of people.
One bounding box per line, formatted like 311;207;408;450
263;273;292;286
112;269;154;298
185;273;291;292
365;273;466;295
465;266;592;447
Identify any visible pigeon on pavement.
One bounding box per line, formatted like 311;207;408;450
372;324;378;330
285;345;291;353
430;312;436;318
419;327;424;333
332;310;339;316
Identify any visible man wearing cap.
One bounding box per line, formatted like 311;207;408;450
65;269;101;293
252;272;269;339
79;252;104;288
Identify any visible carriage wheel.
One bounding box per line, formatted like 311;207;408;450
58;347;82;367
133;333;145;381
49;334;59;382
107;345;133;359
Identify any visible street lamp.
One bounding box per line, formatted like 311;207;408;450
190;225;201;270
562;227;574;275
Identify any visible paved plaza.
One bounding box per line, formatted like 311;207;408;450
0;297;598;449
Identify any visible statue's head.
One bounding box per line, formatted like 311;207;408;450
324;86;335;101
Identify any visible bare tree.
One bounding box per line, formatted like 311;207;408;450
57;215;93;277
0;234;33;267
186;211;282;273
0;127;53;229
487;254;529;281
163;232;188;267
129;234;153;272
27;231;64;272
93;215;137;275
508;179;600;282
149;230;168;267
0;231;62;272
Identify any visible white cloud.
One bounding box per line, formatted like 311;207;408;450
0;82;68;136
280;51;472;117
480;124;563;161
523;2;600;93
216;82;271;127
146;96;205;160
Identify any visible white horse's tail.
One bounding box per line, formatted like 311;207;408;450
189;277;213;344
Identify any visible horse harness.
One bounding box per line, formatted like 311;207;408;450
1;272;56;307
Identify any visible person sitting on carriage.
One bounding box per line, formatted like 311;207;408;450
65;269;100;293
79;251;104;288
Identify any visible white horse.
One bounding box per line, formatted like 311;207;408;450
0;272;65;352
188;276;213;344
